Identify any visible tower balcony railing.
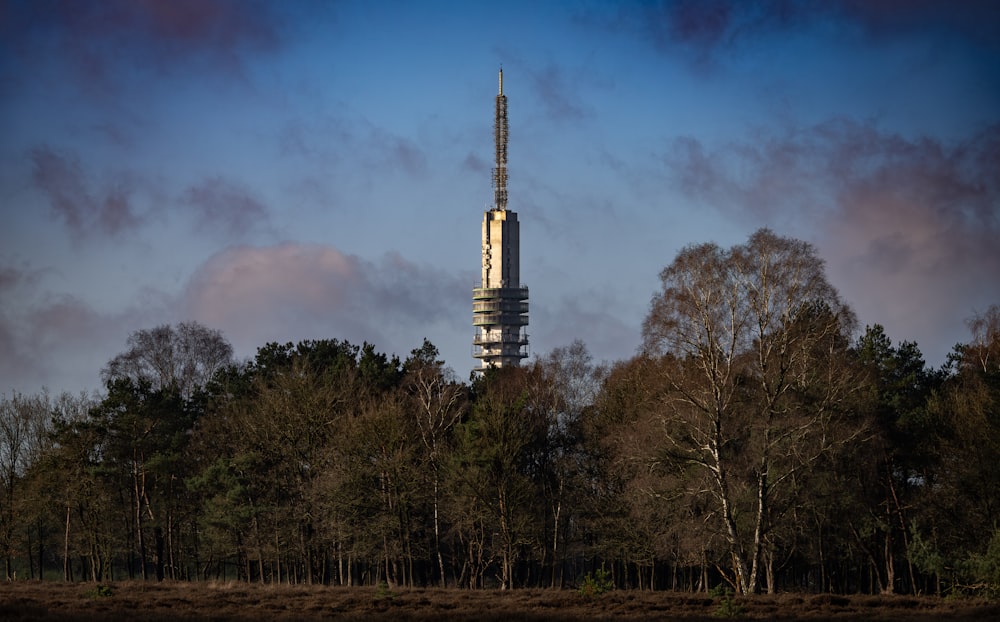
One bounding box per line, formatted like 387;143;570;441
473;299;530;314
472;313;529;327
472;286;529;300
472;344;530;359
472;330;529;347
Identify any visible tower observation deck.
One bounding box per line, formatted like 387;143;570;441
473;69;528;371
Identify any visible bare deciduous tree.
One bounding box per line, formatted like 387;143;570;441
964;304;1000;374
642;229;865;594
102;322;233;398
0;391;53;579
404;340;467;587
538;341;606;587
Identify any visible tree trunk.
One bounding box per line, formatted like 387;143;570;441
337;541;343;586
275;530;282;585
716;451;752;594
765;545;775;594
433;477;446;587
498;487;512;590
849;520;886;593
63;505;71;581
748;457;768;595
817;523;827;592
167;508;176;580
883;527;895;594
551;482;562;589
155;526;165;581
886;467;916;594
135;462;148;581
29;525;37;580
88;539;96;582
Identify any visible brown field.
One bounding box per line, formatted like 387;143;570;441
1;581;998;621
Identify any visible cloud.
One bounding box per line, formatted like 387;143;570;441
654;0;736;48
0;266;37;388
0;0;300;112
0;265;26;292
0;267;158;395
620;0;810;70
28;147;274;242
664;120;1000;362
279;112;428;183
839;0;1000;45
29;146;144;238
1;0;287;97
530;294;639;367
385;136;428;177
181;243;468;359
182;176;270;236
495;57;595;123
590;1;999;72
132;0;282;51
526;63;589;121
1;241;472;394
92;121;139;151
463;152;489;174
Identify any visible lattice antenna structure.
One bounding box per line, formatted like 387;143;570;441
492;68;508;211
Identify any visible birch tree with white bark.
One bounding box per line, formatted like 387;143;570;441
642;229;865;594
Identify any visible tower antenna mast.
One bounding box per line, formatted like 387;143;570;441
493;68;508;211
473;69;528;373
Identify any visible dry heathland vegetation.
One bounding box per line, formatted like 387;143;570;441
1;582;998;621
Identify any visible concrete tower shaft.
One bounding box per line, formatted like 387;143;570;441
473;69;528;371
481;208;519;288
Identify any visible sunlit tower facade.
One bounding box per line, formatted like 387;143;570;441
473;69;528;371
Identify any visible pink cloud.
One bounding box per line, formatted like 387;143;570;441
1;242;471;393
183;244;361;333
181;243;468;357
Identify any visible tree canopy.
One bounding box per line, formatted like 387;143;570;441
2;250;998;598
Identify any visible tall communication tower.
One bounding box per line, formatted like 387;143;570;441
473;69;529;371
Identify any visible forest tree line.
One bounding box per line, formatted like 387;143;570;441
1;229;998;596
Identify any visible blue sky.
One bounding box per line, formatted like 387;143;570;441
2;0;998;394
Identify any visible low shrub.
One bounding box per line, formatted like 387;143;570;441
84;584;114;599
578;564;614;598
372;580;395;605
708;586;743;619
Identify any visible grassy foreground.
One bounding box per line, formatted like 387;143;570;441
1;581;998;621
